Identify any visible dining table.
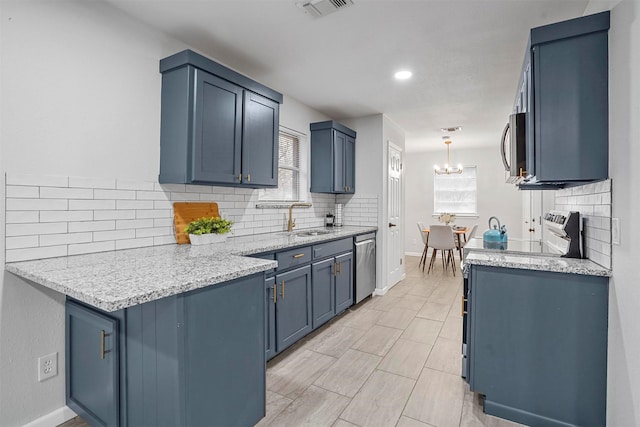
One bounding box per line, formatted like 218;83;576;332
422;226;469;261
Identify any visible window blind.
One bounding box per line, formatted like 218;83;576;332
260;131;301;201
434;166;477;215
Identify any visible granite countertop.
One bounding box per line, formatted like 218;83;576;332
5;226;377;312
462;238;611;277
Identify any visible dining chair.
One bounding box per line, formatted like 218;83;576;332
417;222;429;271
466;224;479;240
427;225;457;276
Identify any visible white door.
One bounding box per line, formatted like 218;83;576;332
522;192;542;242
387;142;404;286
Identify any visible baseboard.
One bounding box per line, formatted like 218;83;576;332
23;406;77;427
405;252;422;257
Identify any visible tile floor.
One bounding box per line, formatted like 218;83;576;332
60;256;523;427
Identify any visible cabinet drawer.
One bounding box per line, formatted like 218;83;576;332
276;247;312;271
313;238;352;260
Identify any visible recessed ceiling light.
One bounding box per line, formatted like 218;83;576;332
440;126;463;132
394;70;412;80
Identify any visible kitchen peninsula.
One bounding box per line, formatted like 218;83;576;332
6;226;376;427
462;238;611;426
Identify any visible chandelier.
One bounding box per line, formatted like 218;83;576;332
434;138;463;175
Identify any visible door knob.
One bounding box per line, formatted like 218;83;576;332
389;223;397;228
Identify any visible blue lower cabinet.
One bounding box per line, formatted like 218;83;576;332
265;276;276;360
66;301;120;427
66;273;266;427
468;265;608;426
275;265;312;352
312;258;335;329
335;252;353;313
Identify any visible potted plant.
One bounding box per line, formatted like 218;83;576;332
184;216;233;245
438;212;456;226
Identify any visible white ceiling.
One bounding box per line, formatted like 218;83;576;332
105;0;590;152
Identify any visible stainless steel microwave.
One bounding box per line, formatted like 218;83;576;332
500;112;527;184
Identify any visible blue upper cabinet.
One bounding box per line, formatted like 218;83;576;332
517;12;609;189
159;50;283;188
310;121;356;194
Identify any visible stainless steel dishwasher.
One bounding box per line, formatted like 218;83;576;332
354;233;376;303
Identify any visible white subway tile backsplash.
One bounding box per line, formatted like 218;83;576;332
68;241;115;256
40;210;93;223
6;173;68;188
68;221;115;233
6;211;40;224
117;200;154;210
6;246;67;262
136;191;170;201
94;210;136;220
135;227;172;238
115;237;154;250
93;229;136;242
5;173;377;261
154;218;174;227
6;222;67;237
40;187;93;199
40;233;93;247
7;198;68;211
6;235;39;250
69;176;116;189
94;189;136;200
6;186;39;198
135;209;171;219
69;199;115;211
116;219;154;230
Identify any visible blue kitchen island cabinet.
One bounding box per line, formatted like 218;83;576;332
159;49;282;188
66;273;266;427
467;265;608;426
310;121;356;194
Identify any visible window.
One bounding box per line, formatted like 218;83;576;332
260;129;305;201
434;166;477;215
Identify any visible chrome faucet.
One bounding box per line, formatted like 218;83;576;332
287;203;312;232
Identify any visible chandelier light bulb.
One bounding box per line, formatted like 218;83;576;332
434;164;439;171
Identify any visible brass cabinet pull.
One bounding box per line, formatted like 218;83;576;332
247;174;251;182
238;173;243;182
333;262;337;277
273;284;277;303
292;253;305;259
337;261;342;274
461;296;468;317
100;330;106;360
281;281;285;299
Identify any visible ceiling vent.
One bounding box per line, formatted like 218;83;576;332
298;0;354;18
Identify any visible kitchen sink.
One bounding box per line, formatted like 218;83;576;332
295;229;333;237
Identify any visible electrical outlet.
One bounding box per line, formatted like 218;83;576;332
38;352;58;382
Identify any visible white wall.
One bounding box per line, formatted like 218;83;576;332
607;0;640;424
404;146;523;255
0;1;332;425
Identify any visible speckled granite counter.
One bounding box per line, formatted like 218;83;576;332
5;226;376;312
462;237;611;277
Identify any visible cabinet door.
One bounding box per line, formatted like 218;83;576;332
335;252;354;313
192;70;243;184
66;301;119;427
344;135;355;193
312;258;335;329
276;265;312;352
242;91;279;187
332;130;346;193
265;276;277;360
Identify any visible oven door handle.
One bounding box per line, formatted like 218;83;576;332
500;121;510;171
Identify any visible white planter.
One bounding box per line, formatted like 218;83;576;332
188;233;228;245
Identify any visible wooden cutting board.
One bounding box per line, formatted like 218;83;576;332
173;202;220;244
